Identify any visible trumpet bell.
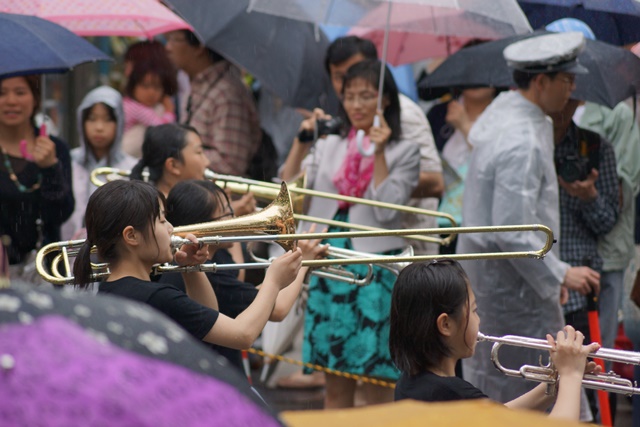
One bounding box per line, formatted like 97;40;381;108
174;182;297;251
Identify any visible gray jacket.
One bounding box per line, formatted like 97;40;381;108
61;86;137;240
298;134;420;253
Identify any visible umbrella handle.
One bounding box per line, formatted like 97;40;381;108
39;123;47;137
356;116;380;157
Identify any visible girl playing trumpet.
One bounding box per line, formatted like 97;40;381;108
390;259;601;421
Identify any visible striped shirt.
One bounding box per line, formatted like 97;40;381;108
122;96;175;132
184;61;261;176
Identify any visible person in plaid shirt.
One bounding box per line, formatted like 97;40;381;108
551;98;619;338
165;30;261;177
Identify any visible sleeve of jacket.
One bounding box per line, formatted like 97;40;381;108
41;136;75;228
490;133;568;297
365;140;420;224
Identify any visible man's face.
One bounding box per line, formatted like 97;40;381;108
550;98;581;142
328;53;367;97
539;72;576;115
164;30;199;71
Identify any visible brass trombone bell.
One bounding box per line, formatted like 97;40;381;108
478;332;640;396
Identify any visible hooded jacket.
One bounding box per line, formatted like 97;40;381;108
61;86;137;240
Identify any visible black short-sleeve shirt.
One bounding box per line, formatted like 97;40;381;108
99;276;219;341
394;371;489;402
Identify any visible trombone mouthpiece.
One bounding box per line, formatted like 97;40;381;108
204;169;216;180
476;332;488;342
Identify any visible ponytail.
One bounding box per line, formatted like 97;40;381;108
73;240;94;289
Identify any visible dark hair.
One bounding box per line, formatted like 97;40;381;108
512;70;558;90
81;102;117;165
0;75;41;126
324;36;378;73
73;180;165;288
124;48;178;98
166;180;231;226
131;123;199;183
338;59;402;142
389;260;470;376
179;30;225;63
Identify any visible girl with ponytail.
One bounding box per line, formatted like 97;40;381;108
74;179;303;350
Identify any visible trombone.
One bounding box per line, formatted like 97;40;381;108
90;167;458;246
478;332;640;396
38;181;555;285
249;244;414;285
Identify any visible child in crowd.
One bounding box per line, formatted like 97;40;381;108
122;44;178;158
390;259;601;421
73;179;304;351
62;86;137;241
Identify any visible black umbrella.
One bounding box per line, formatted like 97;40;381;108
419;30;640;108
0;281;283;425
162;0;335;111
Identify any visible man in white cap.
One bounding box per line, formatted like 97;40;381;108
457;32;601;403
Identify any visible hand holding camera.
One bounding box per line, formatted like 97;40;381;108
297;108;342;143
558;168;599;202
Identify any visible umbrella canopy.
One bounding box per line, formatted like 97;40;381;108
162;0;334;111
518;1;640;46
420;30;640;108
0;281;278;417
0;315;282;427
248;0;532;37
0;12;111;78
281;399;584;427
0;0;191;38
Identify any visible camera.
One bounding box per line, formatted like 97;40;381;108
297;117;343;143
556;154;591;183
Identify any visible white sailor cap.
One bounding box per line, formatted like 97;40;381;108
503;32;588;74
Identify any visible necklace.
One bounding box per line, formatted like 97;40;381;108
1;147;41;193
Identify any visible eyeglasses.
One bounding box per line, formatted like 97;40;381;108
554;74;576;86
343;91;378;105
211;205;234;221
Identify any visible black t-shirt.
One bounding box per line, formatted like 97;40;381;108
99;276;219;341
395;371;488;402
159;250;259;371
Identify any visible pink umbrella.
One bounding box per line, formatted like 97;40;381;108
348;27;473;66
0;0;191;38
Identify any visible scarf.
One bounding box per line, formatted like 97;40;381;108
332;128;375;209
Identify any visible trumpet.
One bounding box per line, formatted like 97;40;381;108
90;167;458;246
37;181;555;285
478;332;640;396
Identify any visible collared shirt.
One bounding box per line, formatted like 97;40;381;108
555;123;619;314
185;60;261;176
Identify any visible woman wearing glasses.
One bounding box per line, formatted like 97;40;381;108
161;179;327;372
281;60;420;408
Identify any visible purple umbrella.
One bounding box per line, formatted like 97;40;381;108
0;315;282;427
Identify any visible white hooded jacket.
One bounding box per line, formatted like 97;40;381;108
61;86;137;240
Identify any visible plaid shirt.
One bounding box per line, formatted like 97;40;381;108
555;123;619;313
185;61;261;176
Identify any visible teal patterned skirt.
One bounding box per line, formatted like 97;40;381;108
302;211;400;380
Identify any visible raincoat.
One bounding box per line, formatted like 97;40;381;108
61;86;137;240
457;91;569;402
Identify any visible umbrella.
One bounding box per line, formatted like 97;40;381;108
281;399;585;427
0;12;111;78
247;0;532;111
0;315;283;427
0;0;191;38
420;30;640;109
162;0;334;111
518;1;640;46
0;281;278;416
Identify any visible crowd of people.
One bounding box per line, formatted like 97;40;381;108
2;21;640;426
